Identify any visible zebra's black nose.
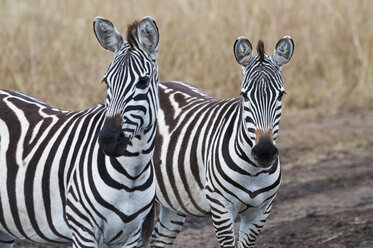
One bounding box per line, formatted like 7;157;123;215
98;116;129;157
251;138;278;168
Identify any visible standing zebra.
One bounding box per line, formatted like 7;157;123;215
0;16;160;247
151;36;294;247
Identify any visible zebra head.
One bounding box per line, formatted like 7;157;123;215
234;36;294;167
94;17;159;157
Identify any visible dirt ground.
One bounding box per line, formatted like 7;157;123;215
15;108;373;248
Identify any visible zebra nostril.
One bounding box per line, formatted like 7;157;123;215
117;132;125;143
116;132;131;149
251;147;259;160
271;147;279;159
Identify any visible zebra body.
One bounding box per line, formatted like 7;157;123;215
151;37;294;247
0;16;160;248
155;82;280;212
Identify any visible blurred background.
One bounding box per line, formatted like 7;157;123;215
1;1;372;247
0;0;372;113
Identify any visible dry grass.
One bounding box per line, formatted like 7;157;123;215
0;0;372;112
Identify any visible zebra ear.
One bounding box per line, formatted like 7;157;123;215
93;17;124;53
234;37;253;67
137;16;159;60
272;36;294;68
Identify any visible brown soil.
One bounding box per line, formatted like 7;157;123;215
15;108;373;248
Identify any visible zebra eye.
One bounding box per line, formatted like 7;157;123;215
240;92;249;103
278;91;286;101
137;76;150;89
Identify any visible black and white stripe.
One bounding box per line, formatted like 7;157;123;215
151;37;294;247
0;16;160;248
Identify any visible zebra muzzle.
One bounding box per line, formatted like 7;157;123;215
98;116;130;157
251;137;278;168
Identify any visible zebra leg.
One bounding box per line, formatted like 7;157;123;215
107;227;142;248
150;204;185;247
67;211;100;248
0;231;14;248
210;206;237;248
70;230;99;248
236;201;273;248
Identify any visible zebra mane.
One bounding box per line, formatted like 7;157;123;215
257;40;265;63
127;20;140;48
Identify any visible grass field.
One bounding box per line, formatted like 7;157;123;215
0;0;372;112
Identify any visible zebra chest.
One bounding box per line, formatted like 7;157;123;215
238;190;271;210
65;184;154;244
64;157;156;243
206;164;281;209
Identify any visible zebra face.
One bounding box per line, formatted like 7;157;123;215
234;36;294;167
94;17;159;157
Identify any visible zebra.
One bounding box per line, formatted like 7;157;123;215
0;16;160;248
150;36;294;247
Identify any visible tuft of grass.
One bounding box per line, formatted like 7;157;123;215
0;0;372;112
